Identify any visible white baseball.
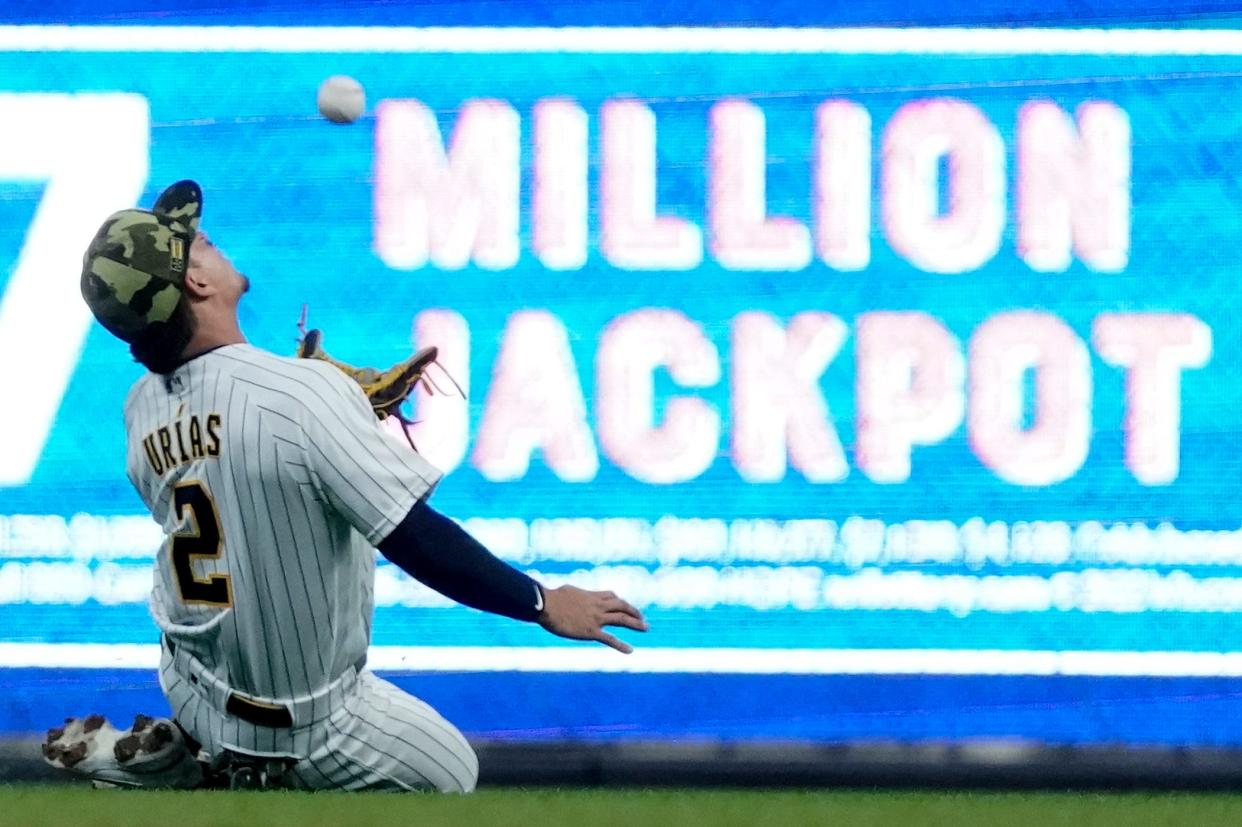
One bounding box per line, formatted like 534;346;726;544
317;75;366;124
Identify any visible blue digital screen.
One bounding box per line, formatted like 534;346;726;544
1;25;1241;744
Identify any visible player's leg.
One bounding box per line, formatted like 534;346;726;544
157;646;224;759
159;654;303;789
291;671;479;793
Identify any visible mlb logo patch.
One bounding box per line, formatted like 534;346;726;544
170;237;185;272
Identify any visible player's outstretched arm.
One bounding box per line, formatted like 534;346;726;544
536;585;648;654
378;501;648;652
297;365;649;652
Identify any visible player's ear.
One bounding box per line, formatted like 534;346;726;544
184;235;217;298
182;268;215;299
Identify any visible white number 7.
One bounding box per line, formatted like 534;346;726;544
0;93;149;486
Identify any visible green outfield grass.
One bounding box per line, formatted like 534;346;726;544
4;785;1242;827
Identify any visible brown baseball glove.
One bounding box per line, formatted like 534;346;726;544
295;307;461;448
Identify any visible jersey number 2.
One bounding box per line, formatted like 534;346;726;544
172;481;233;607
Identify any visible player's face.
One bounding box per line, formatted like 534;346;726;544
188;231;250;302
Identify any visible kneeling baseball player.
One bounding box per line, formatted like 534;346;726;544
44;180;648;791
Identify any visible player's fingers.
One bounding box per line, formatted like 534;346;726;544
595;631;634;655
601;596;645;623
602;611;648;632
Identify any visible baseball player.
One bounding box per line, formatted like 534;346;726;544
43;180;648;791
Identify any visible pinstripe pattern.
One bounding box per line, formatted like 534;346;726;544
129;344;472;791
161;651;477;792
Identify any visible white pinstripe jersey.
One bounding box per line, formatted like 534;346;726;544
125;343;441;702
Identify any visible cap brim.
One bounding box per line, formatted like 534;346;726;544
152;179;202;234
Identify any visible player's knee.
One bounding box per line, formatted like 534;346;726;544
441;742;478;794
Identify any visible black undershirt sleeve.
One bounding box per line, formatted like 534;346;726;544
377;499;543;622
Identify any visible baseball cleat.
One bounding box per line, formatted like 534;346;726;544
42;714;203;789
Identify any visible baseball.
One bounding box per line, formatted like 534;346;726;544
317;75;366;124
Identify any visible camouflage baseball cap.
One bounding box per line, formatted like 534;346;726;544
80;180;203;343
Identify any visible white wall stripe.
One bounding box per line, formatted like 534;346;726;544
0;26;1239;55
0;643;160;669
7;643;1242;676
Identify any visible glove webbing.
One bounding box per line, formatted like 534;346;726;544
295;309;464;451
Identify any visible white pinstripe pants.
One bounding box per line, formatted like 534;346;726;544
161;663;479;792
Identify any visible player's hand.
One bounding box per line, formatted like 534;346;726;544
536;585;648;654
